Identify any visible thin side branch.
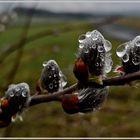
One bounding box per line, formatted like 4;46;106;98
29;71;140;107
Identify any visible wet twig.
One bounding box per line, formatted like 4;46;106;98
29;71;140;107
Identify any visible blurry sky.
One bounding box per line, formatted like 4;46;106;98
0;1;140;15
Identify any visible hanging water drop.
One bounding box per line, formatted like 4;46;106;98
78;34;86;43
116;43;127;58
9;92;14;97
104;53;113;73
132;54;140;65
134;36;140;47
22;91;27;97
122;53;129;63
79;44;84;49
42;61;47;67
59;71;67;88
104;40;112;52
98;45;104;52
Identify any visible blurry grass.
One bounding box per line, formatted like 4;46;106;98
0;19;140;137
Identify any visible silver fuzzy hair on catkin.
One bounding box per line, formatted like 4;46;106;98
40;60;67;93
116;35;140;74
5;82;30;111
78;86;108;113
77;30;113;76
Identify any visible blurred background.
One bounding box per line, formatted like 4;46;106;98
0;1;140;137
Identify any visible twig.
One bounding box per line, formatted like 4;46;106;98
29;71;140;107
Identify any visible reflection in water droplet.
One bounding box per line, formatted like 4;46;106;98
132;54;140;65
49;84;53;89
42;61;48;67
52;67;55;71
84;49;89;54
96;62;99;66
98;45;104;52
91;44;96;49
22;91;27;97
86;31;91;37
78;34;86;43
9;92;14;97
79;44;84;49
116;43;127;58
104;40;112;52
15;87;20;92
122;53;129;63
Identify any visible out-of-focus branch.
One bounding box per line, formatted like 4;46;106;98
29;71;140;107
0;5;37;92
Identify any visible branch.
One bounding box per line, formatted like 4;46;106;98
103;71;140;86
29;71;140;107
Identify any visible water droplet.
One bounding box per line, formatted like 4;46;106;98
134;36;140;47
116;43;127;58
15;87;20;92
59;71;67;88
132;55;140;65
60;79;67;88
22;91;27;97
42;61;48;67
79;44;84;49
54;74;56;78
98;45;104;52
104;53;113;73
9;92;14;97
105;65;112;73
49;84;53;89
104;40;112;52
78;34;86;43
91;44;96;49
52;67;55;71
49;75;52;78
122;53;129;63
86;31;91;37
84;49;89;54
95;62;99;66
92;36;98;41
91;30;104;41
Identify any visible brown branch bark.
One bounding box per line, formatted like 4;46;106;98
29;71;140;107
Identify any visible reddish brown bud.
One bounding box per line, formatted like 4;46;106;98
73;58;88;83
1;98;9;109
61;94;79;114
